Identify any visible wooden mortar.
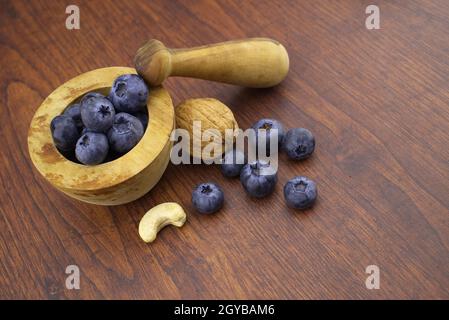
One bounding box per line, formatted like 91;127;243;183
28;67;174;205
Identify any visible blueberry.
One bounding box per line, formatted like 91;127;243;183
192;182;224;214
80;96;115;132
283;176;317;209
50;115;79;152
107;112;144;154
80;92;105;104
63;103;83;131
103;150;121;163
133;111;149;129
283;128;315;160
221;149;245;178
252;118;284;155
240;160;277;198
75;132;109;165
81;127;93;135
109;74;149;113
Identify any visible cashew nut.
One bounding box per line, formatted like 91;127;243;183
138;202;187;243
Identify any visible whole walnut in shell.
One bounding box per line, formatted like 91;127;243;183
175;98;239;162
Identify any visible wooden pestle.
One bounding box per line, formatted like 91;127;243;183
134;38;289;88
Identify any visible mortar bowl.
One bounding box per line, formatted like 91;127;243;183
28;67;174;205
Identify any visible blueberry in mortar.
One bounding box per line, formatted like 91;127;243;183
240;160;277;198
221;149;246;178
109;74;149;113
283;176;317;209
75;132;109;165
107;112;144;154
80;92;105;104
81;127;94;135
80;96;115;132
133;111;149;129
50;115;80;152
103;149;121;163
63;103;83;131
252;118;284;155
192;182;224;214
283;128;315;160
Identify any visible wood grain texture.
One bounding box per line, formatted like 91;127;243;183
0;0;448;299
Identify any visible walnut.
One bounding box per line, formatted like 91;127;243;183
175;98;239;161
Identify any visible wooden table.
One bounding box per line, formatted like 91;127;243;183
1;0;448;299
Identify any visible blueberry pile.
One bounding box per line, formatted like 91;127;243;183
50;74;149;165
192;118;317;214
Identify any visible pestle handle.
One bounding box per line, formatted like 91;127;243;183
134;38;289;88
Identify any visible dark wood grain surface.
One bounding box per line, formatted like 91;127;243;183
1;0;448;299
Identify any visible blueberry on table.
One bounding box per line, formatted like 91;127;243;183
109;74;149;113
192;182;224;214
252;118;284;155
283;176;317;209
221;149;246;178
107;112;144;154
75;132;109;165
240;160;277;198
63;103;83;131
50;115;79;152
81;96;115;132
283;128;315;160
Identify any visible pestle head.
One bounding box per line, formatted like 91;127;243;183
134;39;172;87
